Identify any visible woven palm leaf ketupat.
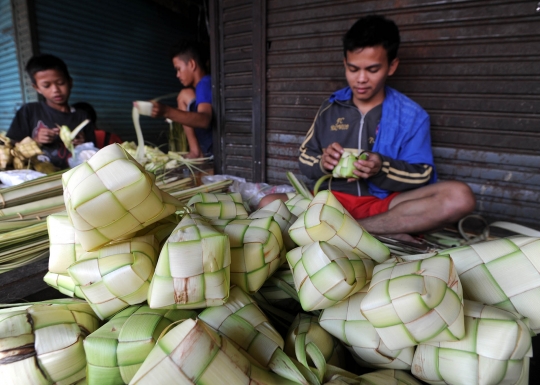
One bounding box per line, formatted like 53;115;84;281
67;235;160;320
360;255;465;351
0;300;100;385
198;286;284;368
147;213;231;309
332;149;366;179
62;143;182;252
223;216;285;294
285;193;312;217
434;236;540;334
47;211;84;275
248;198;298;251
411;300;532;385
319;284;414;370
43;271;84;298
187;192;249;220
84;304;197;385
129;318;299;385
287;241;374;311
288;190;390;263
284;313;348;373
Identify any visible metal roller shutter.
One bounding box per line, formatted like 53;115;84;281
264;0;540;228
213;0;267;181
33;0;197;145
0;0;24;132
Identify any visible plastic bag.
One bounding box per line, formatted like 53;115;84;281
0;169;46;187
201;174;295;210
68;142;100;168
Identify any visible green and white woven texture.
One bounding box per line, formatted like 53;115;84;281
287;241;374;311
288;190;390;263
67;235;160;320
43;271;84;299
285;193;312;217
284;313;347;372
319;284;414;370
129;318;297;384
147;213;231;309
198;286;284;367
248;198;298;251
435;236;540;333
62;143;181;252
411;300;532;385
360;255;465;350
223;216;285;294
187;192;249;220
332;149;365;179
47;211;84;275
84;304;197;385
0;300;100;385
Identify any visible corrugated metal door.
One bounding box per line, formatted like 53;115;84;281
265;0;540;228
0;0;24;132
213;0;266;181
33;0;197;144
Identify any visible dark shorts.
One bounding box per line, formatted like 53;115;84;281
331;190;400;220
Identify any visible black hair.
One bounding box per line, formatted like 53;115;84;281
342;15;400;63
72;102;97;124
25;54;71;84
169;39;210;73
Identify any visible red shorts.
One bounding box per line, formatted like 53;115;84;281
331;190;400;220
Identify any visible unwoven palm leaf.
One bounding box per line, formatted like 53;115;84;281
147;213;231;309
198;286;284;367
319;284;414;370
288;190;390;263
223;216;285;294
84;304;197;385
360;255;465;351
0;300;100;385
248;198;297;251
326;370;423;385
287;241;374;311
411;300;533;385
434;236;540;334
68;235;159;319
62;143;181;252
187;192;249;220
129;318;298;385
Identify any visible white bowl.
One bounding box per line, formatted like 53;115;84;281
133;100;153;116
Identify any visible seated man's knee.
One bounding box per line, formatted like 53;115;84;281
257;193;288;210
442;181;476;220
177;88;196;110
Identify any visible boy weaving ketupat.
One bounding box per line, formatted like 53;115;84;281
259;14;476;242
7;54;96;170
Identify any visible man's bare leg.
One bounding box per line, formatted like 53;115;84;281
358;181;476;238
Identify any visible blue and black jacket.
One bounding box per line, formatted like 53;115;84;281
299;86;437;198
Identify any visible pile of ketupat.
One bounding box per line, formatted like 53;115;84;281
0;143;538;385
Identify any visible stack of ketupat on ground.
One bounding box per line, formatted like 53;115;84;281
0;143;537;384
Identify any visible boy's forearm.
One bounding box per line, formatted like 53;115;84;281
163;106;212;129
